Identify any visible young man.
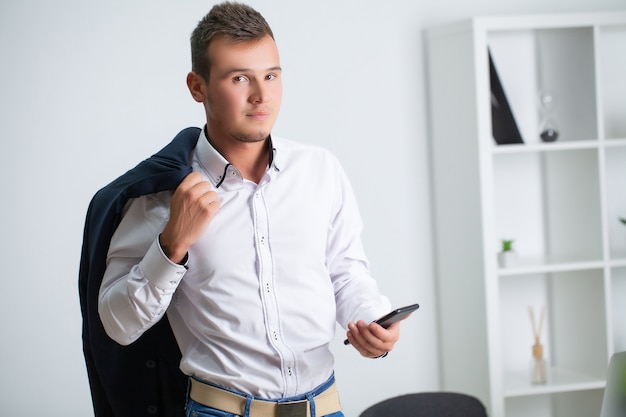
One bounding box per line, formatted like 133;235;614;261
97;2;402;416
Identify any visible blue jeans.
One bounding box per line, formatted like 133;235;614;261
185;375;344;417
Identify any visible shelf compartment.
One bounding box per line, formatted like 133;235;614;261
597;25;626;139
493;149;603;268
550;269;608;377
505;388;604;417
604;146;626;260
611;267;626;353
504;368;605;397
488;27;597;146
498;269;608;393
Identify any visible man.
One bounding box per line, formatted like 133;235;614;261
97;2;402;416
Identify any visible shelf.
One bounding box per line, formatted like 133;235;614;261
492;140;600;154
498;259;604;277
604;138;626;147
504;368;606;398
609;259;626;268
428;12;626;417
492;138;626;154
496;257;626;276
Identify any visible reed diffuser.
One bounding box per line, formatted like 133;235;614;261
528;305;547;384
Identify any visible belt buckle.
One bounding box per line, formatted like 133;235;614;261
276;399;308;417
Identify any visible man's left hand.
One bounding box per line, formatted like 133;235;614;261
345;320;400;358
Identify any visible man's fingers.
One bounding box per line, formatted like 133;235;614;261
161;172;220;263
368;321;400;345
177;172;213;198
348;321;389;358
177;171;204;190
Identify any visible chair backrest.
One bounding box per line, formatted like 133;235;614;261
359;392;488;417
600;351;626;417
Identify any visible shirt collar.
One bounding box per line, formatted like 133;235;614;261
195;127;281;188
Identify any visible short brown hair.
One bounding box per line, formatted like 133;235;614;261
190;2;275;79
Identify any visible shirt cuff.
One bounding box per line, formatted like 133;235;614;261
138;238;188;291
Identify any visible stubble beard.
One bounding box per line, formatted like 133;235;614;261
233;130;270;143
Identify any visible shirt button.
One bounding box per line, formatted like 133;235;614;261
145;360;156;369
147;405;158;414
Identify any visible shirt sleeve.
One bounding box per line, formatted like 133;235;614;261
98;191;187;346
325;157;392;328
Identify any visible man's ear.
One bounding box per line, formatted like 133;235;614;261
187;72;207;103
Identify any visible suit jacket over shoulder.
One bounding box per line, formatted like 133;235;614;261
78;127;200;417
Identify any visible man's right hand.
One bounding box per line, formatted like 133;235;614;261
160;172;220;263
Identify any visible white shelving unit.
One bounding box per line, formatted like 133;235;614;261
426;12;626;417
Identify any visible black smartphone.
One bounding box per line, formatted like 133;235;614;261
344;303;419;345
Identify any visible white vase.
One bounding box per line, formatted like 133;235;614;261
498;251;516;268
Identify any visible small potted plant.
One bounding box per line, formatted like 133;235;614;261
498;239;516;268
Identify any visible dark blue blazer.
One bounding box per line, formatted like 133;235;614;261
79;127;201;417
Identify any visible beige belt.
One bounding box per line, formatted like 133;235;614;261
189;378;342;417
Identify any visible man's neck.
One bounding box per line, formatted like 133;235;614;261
205;129;270;184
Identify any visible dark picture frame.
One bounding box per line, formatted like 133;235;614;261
489;50;524;145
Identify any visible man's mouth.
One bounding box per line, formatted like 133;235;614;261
248;110;271;121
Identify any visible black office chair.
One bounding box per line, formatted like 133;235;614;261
359;392;488;417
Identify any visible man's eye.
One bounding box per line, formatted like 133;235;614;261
233;75;248;83
266;74;276;81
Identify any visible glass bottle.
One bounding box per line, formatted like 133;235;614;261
530;342;547;384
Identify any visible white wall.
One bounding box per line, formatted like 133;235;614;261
0;0;622;416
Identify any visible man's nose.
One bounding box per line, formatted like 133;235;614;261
249;81;269;104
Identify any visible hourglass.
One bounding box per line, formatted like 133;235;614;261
537;89;559;142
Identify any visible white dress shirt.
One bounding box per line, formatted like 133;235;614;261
99;129;391;399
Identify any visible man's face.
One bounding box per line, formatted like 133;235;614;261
203;35;282;144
